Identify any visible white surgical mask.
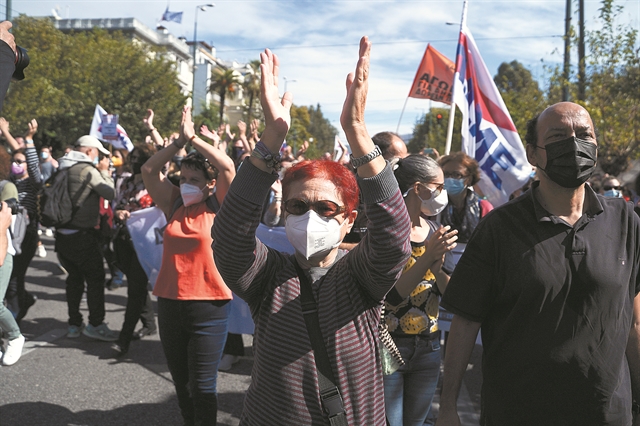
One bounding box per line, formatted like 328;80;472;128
180;183;206;207
418;188;448;216
285;210;347;260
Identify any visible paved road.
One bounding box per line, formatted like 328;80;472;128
0;235;482;425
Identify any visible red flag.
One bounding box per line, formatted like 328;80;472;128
408;45;455;104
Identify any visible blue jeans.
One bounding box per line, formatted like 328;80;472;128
158;297;229;426
0;255;20;340
384;335;441;426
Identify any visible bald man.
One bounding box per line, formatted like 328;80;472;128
436;102;640;426
372;131;408;160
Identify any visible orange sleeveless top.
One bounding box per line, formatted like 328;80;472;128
153;200;232;301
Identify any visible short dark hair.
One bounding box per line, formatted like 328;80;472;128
181;151;218;181
524;115;540;146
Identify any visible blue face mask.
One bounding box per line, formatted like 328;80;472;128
603;189;623;198
92;156;99;166
444;177;466;196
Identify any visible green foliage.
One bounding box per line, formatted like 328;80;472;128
408;107;461;155
193;103;221;133
494;60;547;141
209;67;240;125
288;105;313;156
307;104;338;157
584;0;639;175
3;16;186;154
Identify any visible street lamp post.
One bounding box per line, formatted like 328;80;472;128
192;3;215;114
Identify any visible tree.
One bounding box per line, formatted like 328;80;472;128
3;16;186;153
288;105;313;156
494;61;547;141
209;67;240;125
307;104;338;156
584;0;639;175
243;60;261;121
408;107;462;155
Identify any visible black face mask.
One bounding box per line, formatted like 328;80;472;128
538;136;597;188
131;162;143;175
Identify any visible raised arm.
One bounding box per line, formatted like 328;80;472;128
141;109;182;216
181;106;235;201
0;117;20;151
144;109;165;147
340;36;385;179
24;119;43;186
247;49;292;173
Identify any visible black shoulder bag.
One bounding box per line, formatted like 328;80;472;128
293;259;349;426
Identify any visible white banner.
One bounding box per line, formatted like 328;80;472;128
126;207;167;289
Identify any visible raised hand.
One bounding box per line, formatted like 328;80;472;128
425;225;458;265
259;49;292;153
26;119;37;138
340;36;370;143
200;124;219;142
237;120;247;137
143;109;155;130
0;117;8;135
177;106;195;148
0;21;16;53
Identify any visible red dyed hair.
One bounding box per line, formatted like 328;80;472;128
282;160;359;213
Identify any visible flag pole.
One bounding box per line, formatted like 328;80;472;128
396;97;410;134
444;0;469;155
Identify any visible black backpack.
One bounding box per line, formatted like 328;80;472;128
0;180;30;255
39;162;91;228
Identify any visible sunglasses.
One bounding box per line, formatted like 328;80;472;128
284;198;346;218
420;182;444;198
603;185;620;191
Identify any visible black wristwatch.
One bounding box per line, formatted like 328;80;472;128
350;145;382;169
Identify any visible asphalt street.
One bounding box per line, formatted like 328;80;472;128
0;234;482;426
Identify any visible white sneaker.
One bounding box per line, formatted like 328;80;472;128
37;229;42;236
45;228;54;237
36;244;46;258
2;334;25;366
218;354;240;371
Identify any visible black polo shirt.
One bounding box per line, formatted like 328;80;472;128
442;181;640;426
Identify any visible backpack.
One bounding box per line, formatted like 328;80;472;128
0;180;30;255
39;163;91;228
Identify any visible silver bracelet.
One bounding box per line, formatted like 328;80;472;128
350;145;382;169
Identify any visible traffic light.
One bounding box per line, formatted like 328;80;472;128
436;113;443;124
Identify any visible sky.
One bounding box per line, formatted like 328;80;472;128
6;0;640;140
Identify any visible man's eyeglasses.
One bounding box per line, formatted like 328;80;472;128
444;171;468;180
284;198;346;218
603;185;620;191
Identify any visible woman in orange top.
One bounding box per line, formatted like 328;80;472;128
141;106;235;426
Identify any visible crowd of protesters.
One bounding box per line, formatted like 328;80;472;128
2;22;640;426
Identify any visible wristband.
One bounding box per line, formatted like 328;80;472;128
251;141;282;171
350;145;382;169
190;135;197;142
